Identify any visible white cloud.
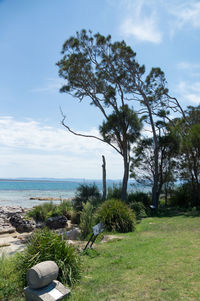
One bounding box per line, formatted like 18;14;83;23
177;81;200;105
0;117;123;179
119;0;162;44
165;0;200;36
171;1;200;29
120;17;162;44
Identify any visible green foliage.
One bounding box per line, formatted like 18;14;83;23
106;184;122;200
71;210;81;225
0;255;24;301
73;184;102;212
27;201;72;222
170;183;200;208
16;228;81;286
81;248;100;258
79;202;95;239
170;105;200;205
99;104;142;148
129;202;148;220
96;199;136;233
59;200;73;219
126;191;151;208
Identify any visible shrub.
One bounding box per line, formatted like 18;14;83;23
96;199;136;233
27;201;72;222
16;228;81;286
71;210;81;225
79;202;95;239
126;191;151;208
106;184;122;200
73;184;102;212
170;182;200;208
59;200;73;219
129;202;147;220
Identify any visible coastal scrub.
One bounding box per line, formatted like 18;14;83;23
16;228;81;287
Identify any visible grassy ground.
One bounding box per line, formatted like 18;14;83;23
69;213;200;301
1;212;200;300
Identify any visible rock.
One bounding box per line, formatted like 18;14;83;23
45;215;67;230
9;214;36;233
0;226;16;235
66;227;81;240
0;206;24;218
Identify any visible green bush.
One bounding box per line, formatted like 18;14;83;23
16;228;81;286
96;199;136;233
170;183;200;208
27;200;72;222
106;184;122;200
79;202;95;239
59;200;73;219
126;191;151;208
71;210;81;225
73;184;102;212
129;202;147;220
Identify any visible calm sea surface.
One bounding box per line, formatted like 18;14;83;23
0;179;147;208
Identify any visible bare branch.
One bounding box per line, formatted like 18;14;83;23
165;93;187;120
60;108;122;155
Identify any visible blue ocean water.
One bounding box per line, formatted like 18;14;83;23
0;179;116;208
0;179;147;208
0;180;96;208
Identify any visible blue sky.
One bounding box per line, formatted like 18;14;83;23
0;0;200;179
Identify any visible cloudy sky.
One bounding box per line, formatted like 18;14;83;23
0;0;199;179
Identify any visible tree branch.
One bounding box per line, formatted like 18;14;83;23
60;108;122;155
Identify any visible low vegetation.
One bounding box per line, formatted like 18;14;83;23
96;199;136;233
27;200;72;222
2;211;200;300
16;228;81;287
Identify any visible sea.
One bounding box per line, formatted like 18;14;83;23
0;179;146;208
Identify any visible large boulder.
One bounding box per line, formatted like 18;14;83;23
45;215;67;230
9;214;36;233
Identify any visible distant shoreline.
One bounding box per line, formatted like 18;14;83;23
0;178;124;183
0;179;83;183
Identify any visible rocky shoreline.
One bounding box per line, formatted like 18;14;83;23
0;206;29;235
0;205;81;256
0;206;33;256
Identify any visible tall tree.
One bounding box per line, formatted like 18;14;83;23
130;122;178;204
57;30;142;200
57;29;178;206
173;105;200;205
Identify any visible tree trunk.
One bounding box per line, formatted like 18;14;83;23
142;95;159;209
121;153;129;201
102;155;106;200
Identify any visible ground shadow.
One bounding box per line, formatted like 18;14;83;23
150;207;200;218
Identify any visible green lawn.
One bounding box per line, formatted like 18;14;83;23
2;213;200;300
69;214;200;301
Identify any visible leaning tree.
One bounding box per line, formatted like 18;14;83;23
57;30;142;200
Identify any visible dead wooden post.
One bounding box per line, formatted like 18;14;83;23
102;155;106;200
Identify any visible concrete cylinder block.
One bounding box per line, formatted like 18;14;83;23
27;261;59;289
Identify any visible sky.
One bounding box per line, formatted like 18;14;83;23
0;0;200;180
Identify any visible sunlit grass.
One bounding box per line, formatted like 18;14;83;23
1;213;200;300
69;214;200;301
